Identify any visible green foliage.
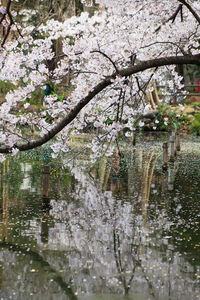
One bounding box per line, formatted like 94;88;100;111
0;80;15;95
185;64;200;82
185;102;200;110
187;87;195;93
0;79;43;110
19;89;43;109
156;103;183;131
191;113;200;135
157;103;170;115
155;103;200;135
104;117;113;125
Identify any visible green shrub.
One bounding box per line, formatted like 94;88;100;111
191;113;200;135
156;103;183;131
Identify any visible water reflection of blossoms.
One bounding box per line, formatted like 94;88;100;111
0;147;199;299
49;151;200;299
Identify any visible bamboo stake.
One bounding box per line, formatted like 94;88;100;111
132;131;137;146
168;165;175;191
169;135;175;162
173;131;177;156
162;142;168;170
42;165;50;199
176;133;181;151
152;80;161;105
148;91;157;110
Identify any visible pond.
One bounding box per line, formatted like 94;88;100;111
0;134;200;300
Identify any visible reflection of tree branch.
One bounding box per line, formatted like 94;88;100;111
134;229;157;299
139;263;157;299
141;152;158;220
113;230;128;294
113;228;158;297
0;241;78;300
113;230;139;295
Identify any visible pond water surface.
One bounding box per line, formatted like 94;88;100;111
0;135;200;300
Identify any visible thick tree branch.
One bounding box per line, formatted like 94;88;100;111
0;54;200;153
0;0;12;24
0;0;15;46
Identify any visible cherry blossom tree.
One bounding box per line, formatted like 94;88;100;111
0;0;199;161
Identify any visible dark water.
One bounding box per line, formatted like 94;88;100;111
0;136;200;300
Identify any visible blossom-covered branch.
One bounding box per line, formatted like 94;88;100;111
0;0;199;159
0;54;199;153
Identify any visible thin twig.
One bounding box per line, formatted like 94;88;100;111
92;49;119;73
155;4;183;32
178;0;200;24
